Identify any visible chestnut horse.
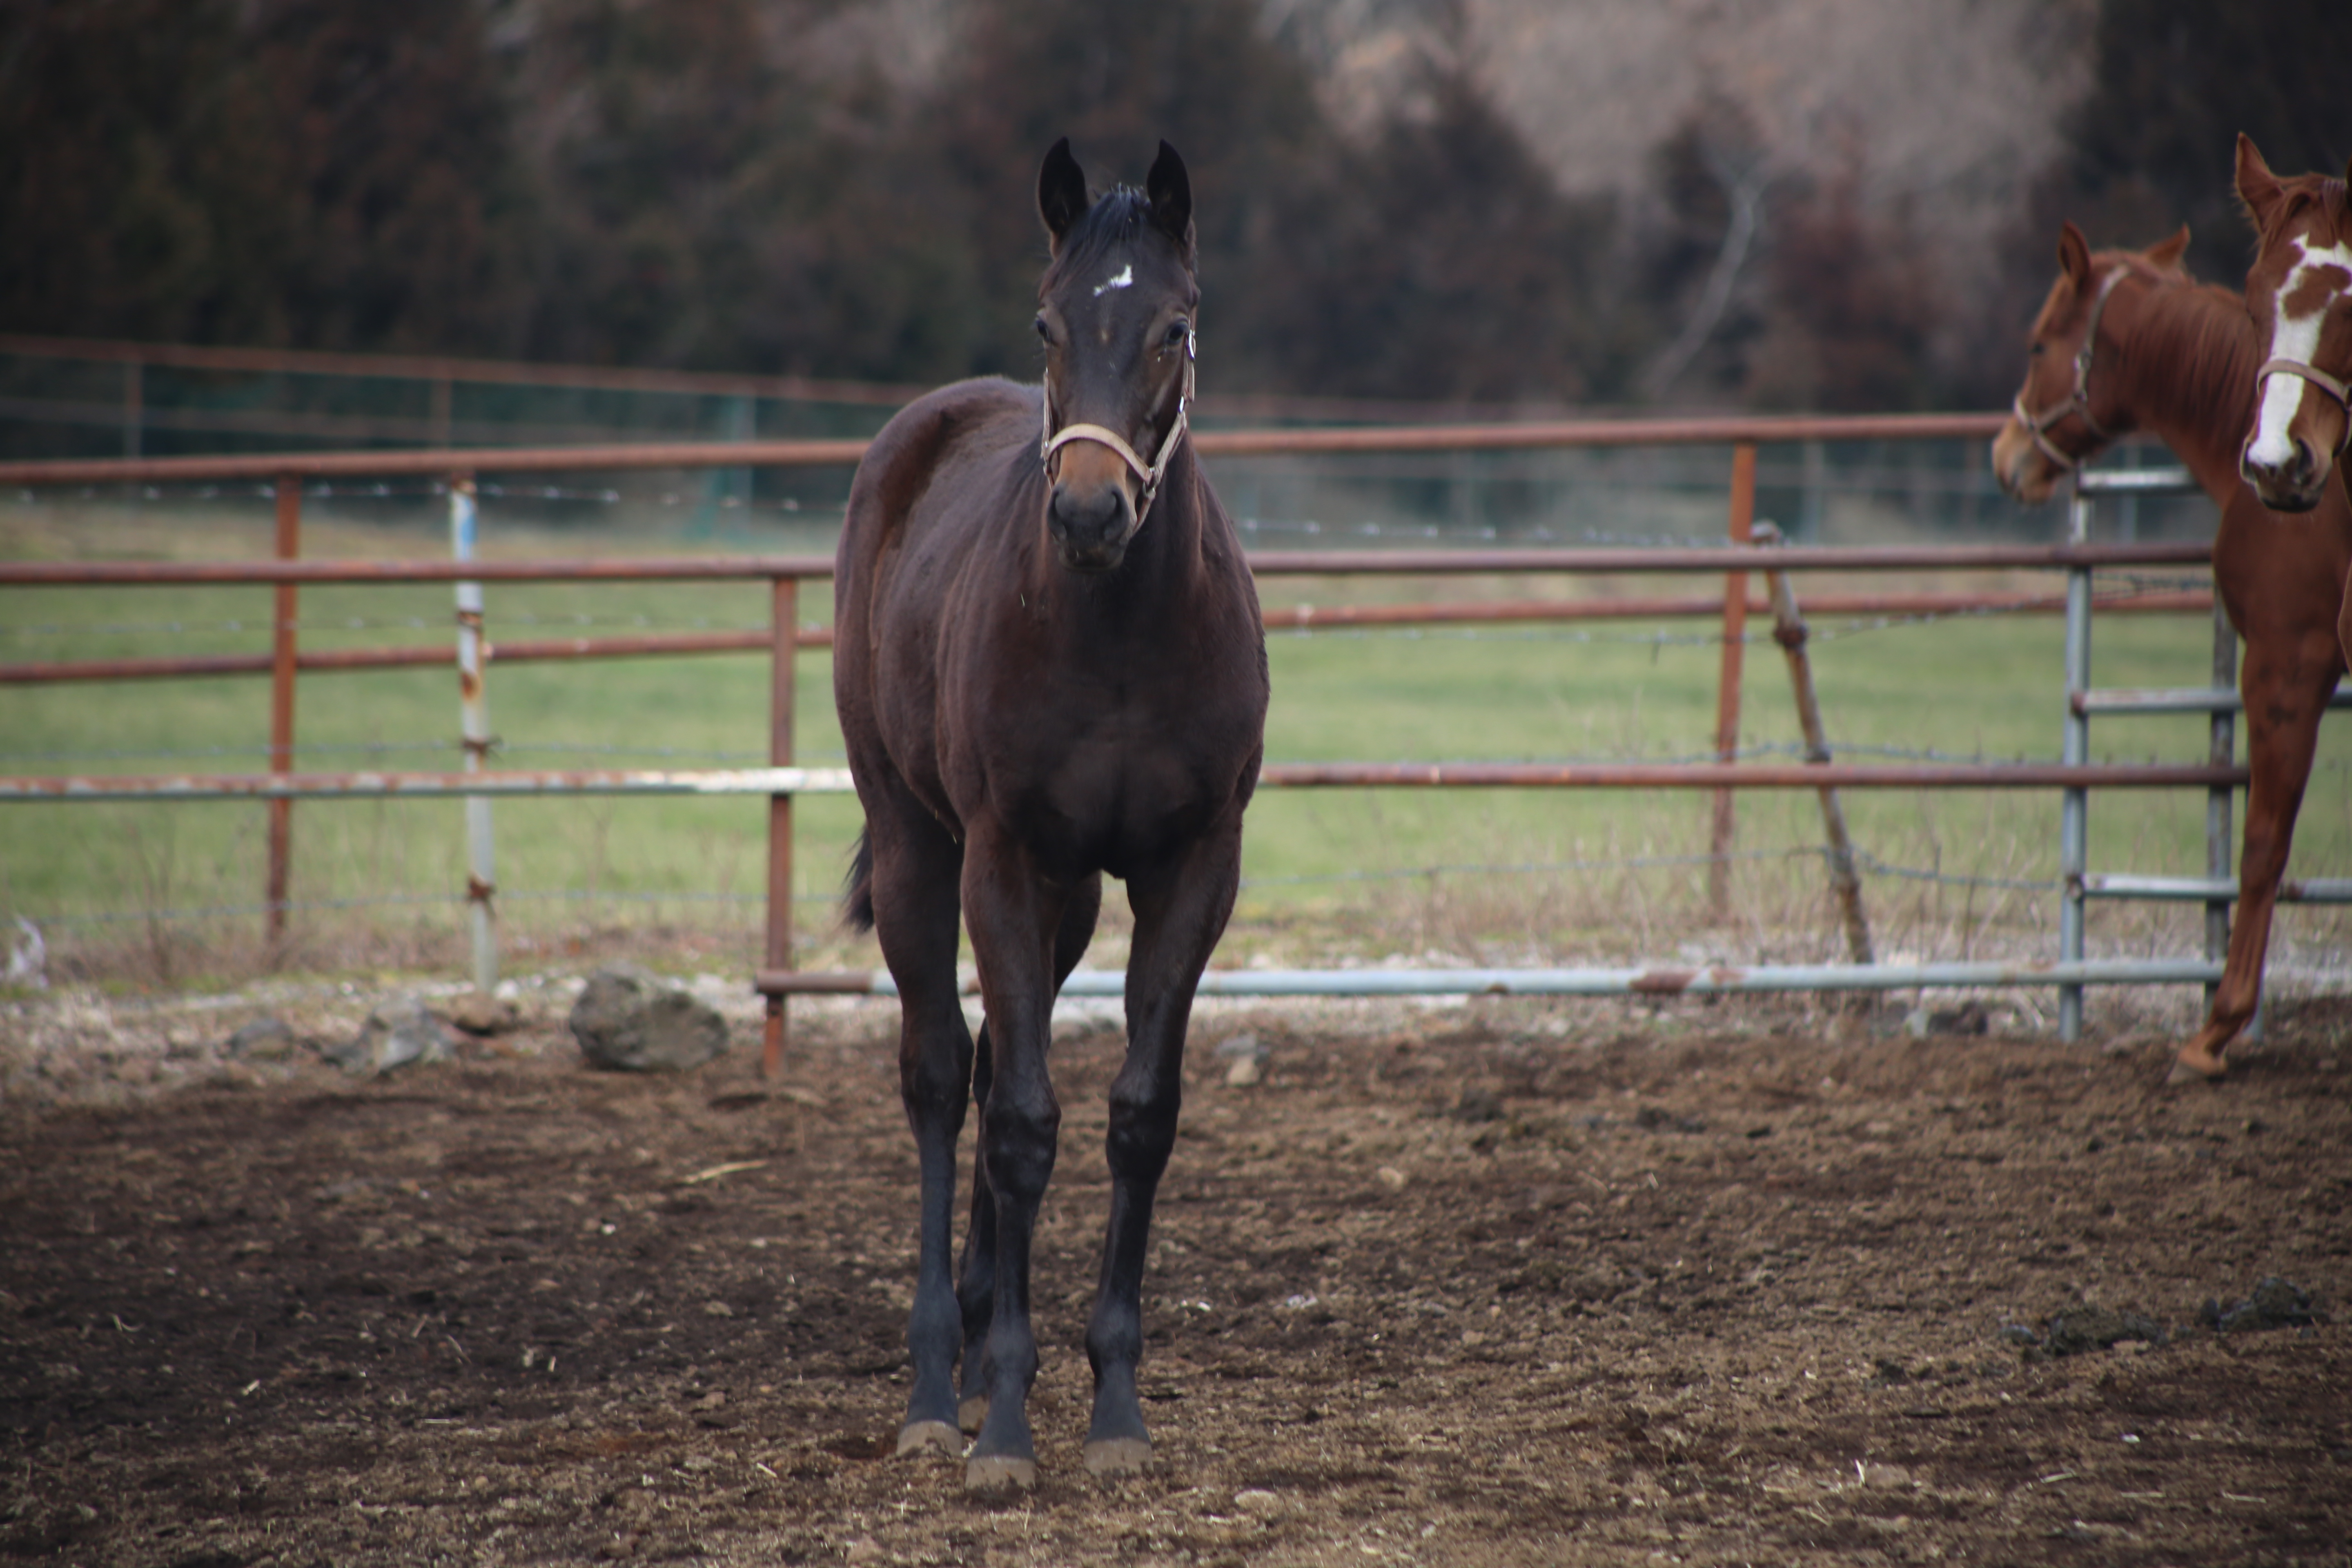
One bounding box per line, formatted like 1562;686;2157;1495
2235;134;2352;672
1991;223;2350;1081
833;140;1268;1489
2235;134;2352;516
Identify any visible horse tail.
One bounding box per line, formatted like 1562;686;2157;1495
844;827;877;932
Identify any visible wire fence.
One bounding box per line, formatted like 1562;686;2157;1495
4;381;2347;1042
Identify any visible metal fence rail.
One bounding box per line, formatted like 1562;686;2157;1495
7;418;2337;1067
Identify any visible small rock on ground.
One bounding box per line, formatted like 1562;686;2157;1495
327;998;454;1077
570;964;731;1073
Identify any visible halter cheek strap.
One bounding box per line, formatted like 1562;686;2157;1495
2253;356;2352;455
1040;328;1196;529
2014;265;2130;474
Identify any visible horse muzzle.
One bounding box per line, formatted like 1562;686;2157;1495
1989;422;2053;506
1047;480;1137;572
2239;432;2330;514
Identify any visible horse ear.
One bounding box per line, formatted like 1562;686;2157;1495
1145;141;1195;260
2058;221;2092;290
2235;132;2283;227
1039;138;1089;253
2146;225;2191;275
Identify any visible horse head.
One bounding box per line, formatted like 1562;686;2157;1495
2236;133;2352;513
1033;138;1198;574
1990;221;2189;505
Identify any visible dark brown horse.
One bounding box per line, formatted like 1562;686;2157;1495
2235;134;2352;517
833;139;1267;1489
1991;222;2350;1082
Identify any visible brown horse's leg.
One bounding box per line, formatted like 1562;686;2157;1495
866;807;975;1460
958;825;1073;1490
1084;816;1244;1477
955;874;1100;1434
2175;632;2342;1081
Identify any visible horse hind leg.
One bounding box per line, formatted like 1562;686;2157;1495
953;873;1101;1437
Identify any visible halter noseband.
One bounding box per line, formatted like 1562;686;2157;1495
2252;356;2352;455
1040;326;1196;530
2012;264;2132;474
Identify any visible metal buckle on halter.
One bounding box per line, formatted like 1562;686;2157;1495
1038;330;1196;527
2253;357;2352;455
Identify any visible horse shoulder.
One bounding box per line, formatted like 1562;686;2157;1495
844;379;1035;553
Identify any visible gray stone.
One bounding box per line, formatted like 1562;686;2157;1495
328;998;455;1076
444;991;522;1036
570;964;731;1073
226;1016;298;1062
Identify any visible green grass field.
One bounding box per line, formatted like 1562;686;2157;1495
4;498;2347;989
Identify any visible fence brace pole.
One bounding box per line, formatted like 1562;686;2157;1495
2058;484;2094;1040
451;476;498;995
762;575;798;1076
265;474;300;950
1710;441;1757;921
1754;523;1873;964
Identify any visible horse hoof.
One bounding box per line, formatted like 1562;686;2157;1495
896;1421;964;1459
1083;1436;1152;1477
964;1453;1038;1492
958;1395;988;1434
2167;1049;2227;1085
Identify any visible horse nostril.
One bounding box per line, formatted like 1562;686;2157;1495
1049;483;1128;549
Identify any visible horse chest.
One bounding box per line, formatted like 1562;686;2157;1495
966;669;1247;866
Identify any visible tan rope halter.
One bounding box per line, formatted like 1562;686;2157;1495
1040;326;1196;529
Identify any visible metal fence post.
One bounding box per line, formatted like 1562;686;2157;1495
450;476;498;994
2207;597;2246;1036
1709;441;1757;921
265;474;301;951
762;574;797;1076
2058;485;2094;1040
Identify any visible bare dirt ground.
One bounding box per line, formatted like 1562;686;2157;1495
3;984;2348;1567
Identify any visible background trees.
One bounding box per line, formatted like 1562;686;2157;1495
2;0;2340;410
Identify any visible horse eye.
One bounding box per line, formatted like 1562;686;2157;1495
2028;343;2045;357
1034;315;1051;343
1163;320;1190;349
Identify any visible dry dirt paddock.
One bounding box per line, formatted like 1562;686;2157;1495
2;986;2349;1567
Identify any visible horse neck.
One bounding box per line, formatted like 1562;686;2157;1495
2102;276;2259;499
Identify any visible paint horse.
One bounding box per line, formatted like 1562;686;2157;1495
1991;222;2350;1081
2235;134;2352;671
833;140;1268;1489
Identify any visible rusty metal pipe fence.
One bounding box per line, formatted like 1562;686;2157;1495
6;414;2342;1066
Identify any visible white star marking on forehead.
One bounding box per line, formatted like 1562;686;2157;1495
2247;234;2352;470
1092;264;1134;297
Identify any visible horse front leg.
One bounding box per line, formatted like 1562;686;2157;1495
958;829;1071;1490
2175;632;2343;1081
863;815;975;1459
955;873;1100;1436
1085;817;1243;1476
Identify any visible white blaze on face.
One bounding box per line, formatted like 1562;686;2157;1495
2248;234;2352;469
1092;264;1134;297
